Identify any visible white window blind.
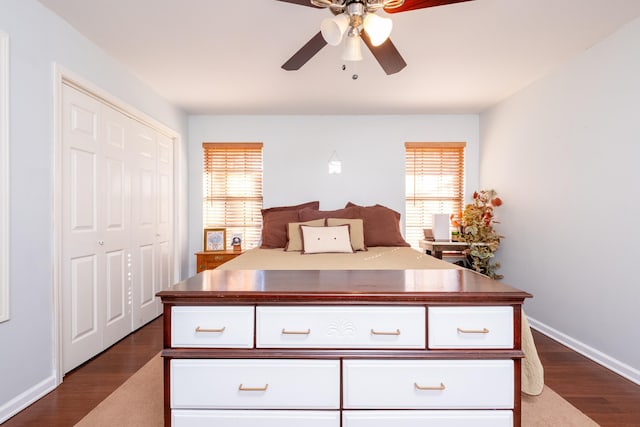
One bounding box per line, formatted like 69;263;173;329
405;142;466;248
203;143;263;249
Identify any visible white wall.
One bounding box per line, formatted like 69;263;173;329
189;115;480;273
480;16;640;382
0;0;188;421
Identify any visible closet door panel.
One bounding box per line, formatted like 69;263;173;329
62;85;103;372
101;105;133;348
69;255;98;341
139;243;156;306
69;149;97;233
139;168;155;226
130;121;159;327
105;249;127;329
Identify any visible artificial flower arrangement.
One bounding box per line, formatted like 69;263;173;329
451;189;503;279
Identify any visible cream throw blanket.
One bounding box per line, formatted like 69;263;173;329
219;247;544;395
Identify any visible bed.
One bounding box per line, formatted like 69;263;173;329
218;245;543;396
216;201;543;396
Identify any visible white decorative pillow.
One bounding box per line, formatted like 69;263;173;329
326;218;366;251
301;225;354;254
285;218;325;252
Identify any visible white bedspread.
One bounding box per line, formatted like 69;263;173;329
217;246;544;396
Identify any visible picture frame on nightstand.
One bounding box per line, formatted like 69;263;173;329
203;228;226;251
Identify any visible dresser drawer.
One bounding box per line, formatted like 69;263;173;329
428;306;514;349
256;306;425;349
342;410;513;427
171;359;340;409
171;306;254;348
173;410;340;427
343;359;514;409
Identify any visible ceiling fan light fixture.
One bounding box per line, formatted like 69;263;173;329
320;13;350;46
311;0;346;11
363;13;392;46
341;31;363;61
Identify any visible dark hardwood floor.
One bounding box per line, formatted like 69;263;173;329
3;317;640;426
533;330;640;426
2;316;163;427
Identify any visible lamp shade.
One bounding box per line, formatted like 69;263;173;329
341;33;363;61
320;13;350;46
363;13;393;46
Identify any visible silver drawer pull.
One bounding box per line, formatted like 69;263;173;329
281;328;311;335
238;383;269;391
195;326;226;333
457;327;490;334
371;328;401;336
415;382;446;391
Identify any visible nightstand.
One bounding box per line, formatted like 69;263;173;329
419;239;487;260
195;250;243;273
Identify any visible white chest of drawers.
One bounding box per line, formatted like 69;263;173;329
158;269;531;427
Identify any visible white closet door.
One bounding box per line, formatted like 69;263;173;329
100;104;133;348
61;83;174;371
61;84;104;372
130;120;159;328
62;85;134;371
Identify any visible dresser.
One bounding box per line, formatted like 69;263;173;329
158;269;531;427
194;250;242;273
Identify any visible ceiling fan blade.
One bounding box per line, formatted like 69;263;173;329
282;32;328;71
275;0;322;8
384;0;474;13
361;33;407;75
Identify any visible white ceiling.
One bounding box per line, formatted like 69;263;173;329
39;0;640;115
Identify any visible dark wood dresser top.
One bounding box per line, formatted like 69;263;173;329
157;269;531;305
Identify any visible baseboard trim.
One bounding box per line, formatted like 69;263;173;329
528;315;640;386
0;374;57;424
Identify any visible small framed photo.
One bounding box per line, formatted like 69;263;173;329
204;228;226;252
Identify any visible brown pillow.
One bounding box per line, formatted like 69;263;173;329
260;201;320;248
344;202;410;247
298;206;361;222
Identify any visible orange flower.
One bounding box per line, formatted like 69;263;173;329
450;212;463;228
491;197;503;207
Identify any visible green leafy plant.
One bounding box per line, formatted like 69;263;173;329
457;189;503;279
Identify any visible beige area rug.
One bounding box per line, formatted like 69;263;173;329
75;353;599;427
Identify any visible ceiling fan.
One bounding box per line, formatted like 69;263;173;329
278;0;474;75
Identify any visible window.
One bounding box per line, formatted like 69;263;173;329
203;143;263;249
405;142;465;248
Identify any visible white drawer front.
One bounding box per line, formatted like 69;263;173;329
343;410;513;427
171;359;340;409
343;359;514;409
256;306;425;348
171;306;254;348
428;306;513;349
173;410;340;427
